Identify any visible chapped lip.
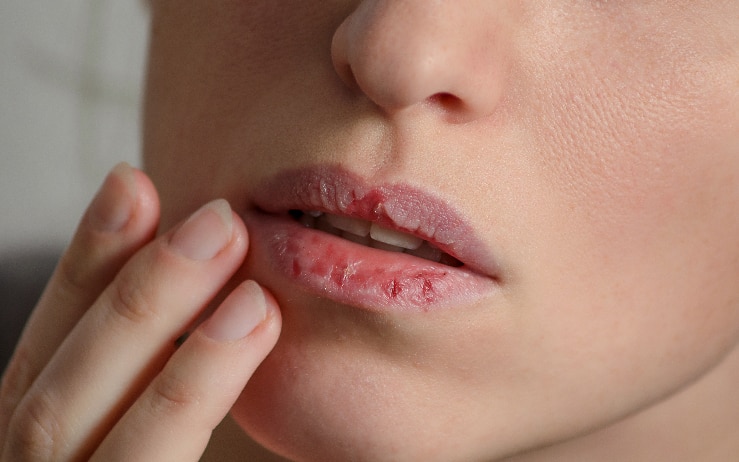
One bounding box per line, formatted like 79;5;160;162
249;165;500;276
243;165;500;311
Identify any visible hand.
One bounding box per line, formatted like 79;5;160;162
0;163;281;461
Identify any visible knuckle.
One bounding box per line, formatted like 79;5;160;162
55;252;92;301
148;368;202;416
107;267;157;325
5;389;65;461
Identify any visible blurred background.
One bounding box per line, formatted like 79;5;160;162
1;0;149;251
1;0;149;367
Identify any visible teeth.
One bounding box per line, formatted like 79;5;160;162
369;223;423;250
316;215;341;236
326;214;371;237
370;240;406;252
290;210;459;265
340;230;371;246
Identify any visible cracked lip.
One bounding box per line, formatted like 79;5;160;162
242;165;500;312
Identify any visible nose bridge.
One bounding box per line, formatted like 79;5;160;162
331;0;505;121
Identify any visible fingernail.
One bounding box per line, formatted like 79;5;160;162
202;280;267;341
89;162;136;232
170;199;233;260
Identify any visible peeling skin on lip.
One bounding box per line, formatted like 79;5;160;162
251;213;494;312
246;166;500;312
251;165;501;278
278;229;457;309
261;167;460;244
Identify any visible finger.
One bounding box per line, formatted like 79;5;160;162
0;163;159;441
91;281;281;462
2;200;247;461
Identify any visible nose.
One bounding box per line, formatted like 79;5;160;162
331;0;510;123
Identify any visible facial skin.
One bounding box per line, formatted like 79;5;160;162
143;1;739;460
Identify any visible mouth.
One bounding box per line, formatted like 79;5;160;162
243;166;500;312
286;209;464;267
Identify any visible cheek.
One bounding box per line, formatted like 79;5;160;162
521;2;739;247
510;29;739;400
537;56;739;288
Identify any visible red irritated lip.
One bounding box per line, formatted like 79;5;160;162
243;166;501;312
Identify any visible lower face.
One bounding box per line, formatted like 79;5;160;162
143;1;739;460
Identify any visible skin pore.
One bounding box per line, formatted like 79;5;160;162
142;1;739;461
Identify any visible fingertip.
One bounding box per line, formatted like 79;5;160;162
229;208;250;255
88;162;137;233
53;165;161;310
201;280;281;343
252;283;283;350
259;284;282;326
128;167;161;236
84;163;160;240
169;200;235;261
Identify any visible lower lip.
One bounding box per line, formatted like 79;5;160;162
244;211;498;312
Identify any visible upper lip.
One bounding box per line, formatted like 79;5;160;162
248;165;501;280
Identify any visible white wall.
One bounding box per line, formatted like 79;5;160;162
0;0;149;252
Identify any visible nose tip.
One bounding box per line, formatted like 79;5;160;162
330;1;505;123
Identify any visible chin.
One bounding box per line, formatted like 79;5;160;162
230;344;487;462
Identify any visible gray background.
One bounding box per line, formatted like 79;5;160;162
1;0;149;253
1;0;149;368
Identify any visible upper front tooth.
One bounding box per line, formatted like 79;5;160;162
369;223;423;250
326;214;371;236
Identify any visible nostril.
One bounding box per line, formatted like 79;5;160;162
429;92;464;111
426;92;474;122
335;62;360;92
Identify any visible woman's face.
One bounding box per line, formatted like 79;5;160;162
143;1;739;460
